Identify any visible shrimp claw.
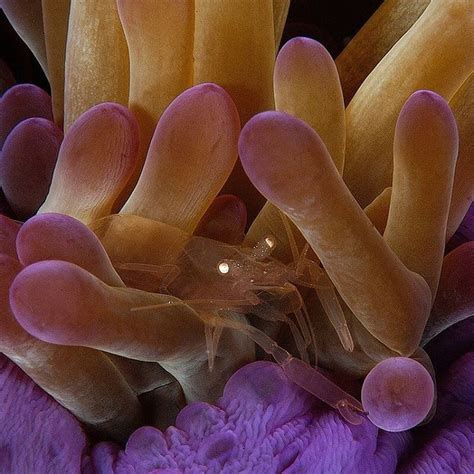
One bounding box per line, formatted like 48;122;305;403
211;314;365;425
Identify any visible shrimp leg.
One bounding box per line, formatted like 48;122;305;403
132;298;252;372
201;311;224;372
280;217;332;358
281;357;365;425
211;313;365;425
309;266;354;352
251;303;309;363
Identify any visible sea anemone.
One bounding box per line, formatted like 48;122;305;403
0;0;473;472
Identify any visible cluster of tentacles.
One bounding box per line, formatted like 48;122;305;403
0;0;473;472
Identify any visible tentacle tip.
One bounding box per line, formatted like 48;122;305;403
361;357;435;432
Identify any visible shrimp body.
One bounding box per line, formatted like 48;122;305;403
121;234;305;319
168;235;289;302
125;229;365;425
180;236;322;362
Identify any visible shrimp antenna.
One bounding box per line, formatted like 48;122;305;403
296;302;319;366
114;262;180;293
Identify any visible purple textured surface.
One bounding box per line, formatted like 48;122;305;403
84;341;473;473
398;351;474;473
0;117;62;218
0;354;87;473
85;361;409;474
1;324;473;473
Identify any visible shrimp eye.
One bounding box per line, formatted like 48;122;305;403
250;234;277;260
264;235;275;249
218;260;230;275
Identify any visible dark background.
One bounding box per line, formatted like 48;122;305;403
0;0;383;93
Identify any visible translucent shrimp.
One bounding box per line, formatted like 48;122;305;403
126;232;365;423
123;232;320;369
